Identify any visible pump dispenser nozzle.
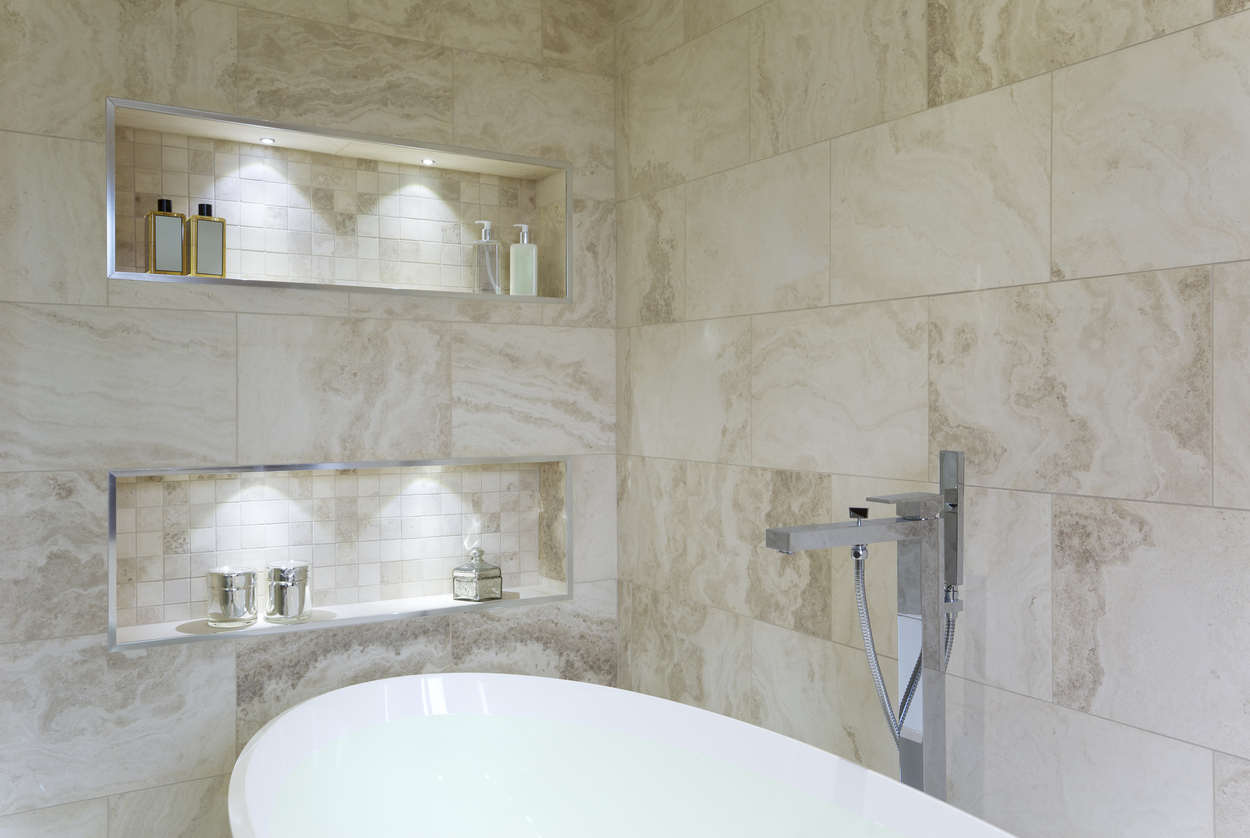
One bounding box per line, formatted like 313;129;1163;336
514;224;530;244
476;220;494;241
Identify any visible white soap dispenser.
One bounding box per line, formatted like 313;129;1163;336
509;224;538;296
474;220;501;294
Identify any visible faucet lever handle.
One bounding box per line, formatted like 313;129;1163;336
849;507;869;520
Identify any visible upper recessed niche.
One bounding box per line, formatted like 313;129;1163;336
106;98;570;300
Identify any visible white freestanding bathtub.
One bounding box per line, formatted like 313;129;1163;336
229;673;1013;838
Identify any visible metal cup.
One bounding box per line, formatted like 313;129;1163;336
265;561;310;624
206;566;258;628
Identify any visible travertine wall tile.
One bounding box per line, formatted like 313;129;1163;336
543;0;614;75
107;775;229;838
626;318;751;464
0;0;236;142
351;0;543;62
948;678;1214;838
752;623;898;778
238;11;454;144
751;298;929;480
348;293;544;325
614;72;631;200
544;199;616;327
451;579;616;684
626;20;749;196
616;456;687;591
0;472;107;644
615;328;632;454
570;455;618;583
0;800;106;838
616;577;632;689
929;0;1210;107
930;269;1211;503
1053;497;1250;759
0;635;235;815
1217;0;1249;16
0;304;237;471
238;315;450;464
1217;754;1250;838
1215;261;1250;508
685;463;832;639
685;143;830;318
1053;15;1250;280
686;0;766;39
750;0;926;159
830;76;1051;304
454;51;614;202
236;616;450;747
627;584;753;721
109;280;350;318
615;0;684;75
0;133;105;306
450;324;615;456
616;185;685;327
237;0;348;25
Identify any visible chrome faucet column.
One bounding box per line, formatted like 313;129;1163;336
764;450;965;800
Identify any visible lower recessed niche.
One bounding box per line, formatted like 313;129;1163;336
108;457;569;650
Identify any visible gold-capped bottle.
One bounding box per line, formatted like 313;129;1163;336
145;198;186;275
185;203;226;278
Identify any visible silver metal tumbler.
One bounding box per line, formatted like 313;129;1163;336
206;566;258;628
265;561;310;624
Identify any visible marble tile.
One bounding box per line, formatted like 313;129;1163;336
544;199;615;327
0;800;106;838
929;0;1210;107
751;298;929;481
930;269;1211;503
1213;262;1250;508
947;678;1213;838
1217;0;1249;16
614;70;630;199
828;474;935;656
627;585;753;721
348;292;544;325
235;0;348;25
0;0;236;142
0;472;108;645
685;463;833;639
569;455;617;583
538;460;568;582
0;304;237;471
751;622;898;778
236;616;449;747
616;185;684;327
626;318;751;464
542;0;613;75
451;580;616;685
830;76;1050;304
237;314;450;464
750;0;926;159
615;0;684;75
108;775;229;838
626;20;749;197
238;11;453;144
616;456;687;592
685;0;766;40
946;488;1051;701
1217;754;1250;838
686;143;830;318
0;635;236;815
351;0;542;63
454;51;614;203
535;199;568;300
616;579;632;689
0;133;105;305
1053;496;1250;759
109;279;349;318
1053;15;1250;280
450;324;614;456
615;329;632;454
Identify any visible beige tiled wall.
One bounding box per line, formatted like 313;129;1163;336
0;0;616;834
615;3;1250;838
114;129;538;293
114;464;550;628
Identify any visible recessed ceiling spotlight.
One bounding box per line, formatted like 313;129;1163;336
422;158;436;166
259;137;276;145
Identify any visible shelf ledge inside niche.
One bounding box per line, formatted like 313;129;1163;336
112;582;569;650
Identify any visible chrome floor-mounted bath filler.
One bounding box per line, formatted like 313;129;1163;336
766;451;965;800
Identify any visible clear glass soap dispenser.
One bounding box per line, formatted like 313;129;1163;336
510;224;537;296
474;220;501;294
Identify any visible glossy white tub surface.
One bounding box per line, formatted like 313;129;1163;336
229;673;1013;838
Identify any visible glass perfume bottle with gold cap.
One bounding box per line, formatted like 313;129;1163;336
185;203;226;278
145;198;186;275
